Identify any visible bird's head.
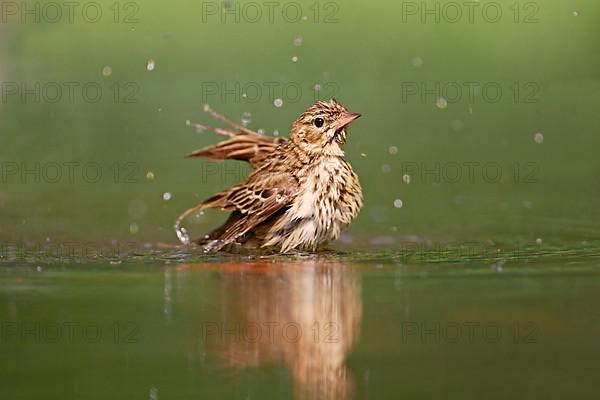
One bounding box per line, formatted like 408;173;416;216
290;99;361;156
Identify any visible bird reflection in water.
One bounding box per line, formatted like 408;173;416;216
199;261;362;400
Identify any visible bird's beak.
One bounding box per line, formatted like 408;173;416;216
335;112;362;130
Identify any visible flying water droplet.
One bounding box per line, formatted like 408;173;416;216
102;66;113;77
394;199;404;209
146;59;156;71
129;222;139;234
241;111;252;127
274;98;283;108
145;171;155;181
436;97;448;109
291;56;299;62
388;146;398;155
273;129;280;136
534;132;544;144
174;222;190;245
293;36;303;46
162;192;172;201
572;10;579;16
402;174;411;184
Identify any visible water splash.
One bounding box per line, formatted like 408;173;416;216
203;239;222;253
174;222;191;245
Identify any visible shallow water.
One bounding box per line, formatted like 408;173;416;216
1;255;600;399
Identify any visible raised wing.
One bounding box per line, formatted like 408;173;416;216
186;105;287;168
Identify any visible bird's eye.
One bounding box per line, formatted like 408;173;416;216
313;117;325;128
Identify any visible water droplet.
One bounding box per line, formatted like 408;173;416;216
535;238;543;245
149;387;158;400
102;66;112;77
291;56;299;62
273;129;280;136
313;83;322;92
360;153;367;157
203;104;211;112
534;132;544;144
388;146;398;155
402;174;411;184
274;98;283;108
241;112;252;127
242;93;247;98
145;171;155;181
572;10;579;17
129;222;139;234
257;128;265;135
302;15;308;21
162;192;172;201
393;199;404;209
293;36;303;46
174;224;190;245
412;56;423;68
146;59;156;71
36;266;42;272
436;97;448;109
185;120;191;126
381;164;391;173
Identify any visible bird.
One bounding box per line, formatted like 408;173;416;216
175;99;363;253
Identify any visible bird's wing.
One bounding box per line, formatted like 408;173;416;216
187;134;287;168
185;105;287;168
198;167;299;251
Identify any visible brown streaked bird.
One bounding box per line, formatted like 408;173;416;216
176;99;363;253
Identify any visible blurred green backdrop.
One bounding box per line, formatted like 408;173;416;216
1;0;599;250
